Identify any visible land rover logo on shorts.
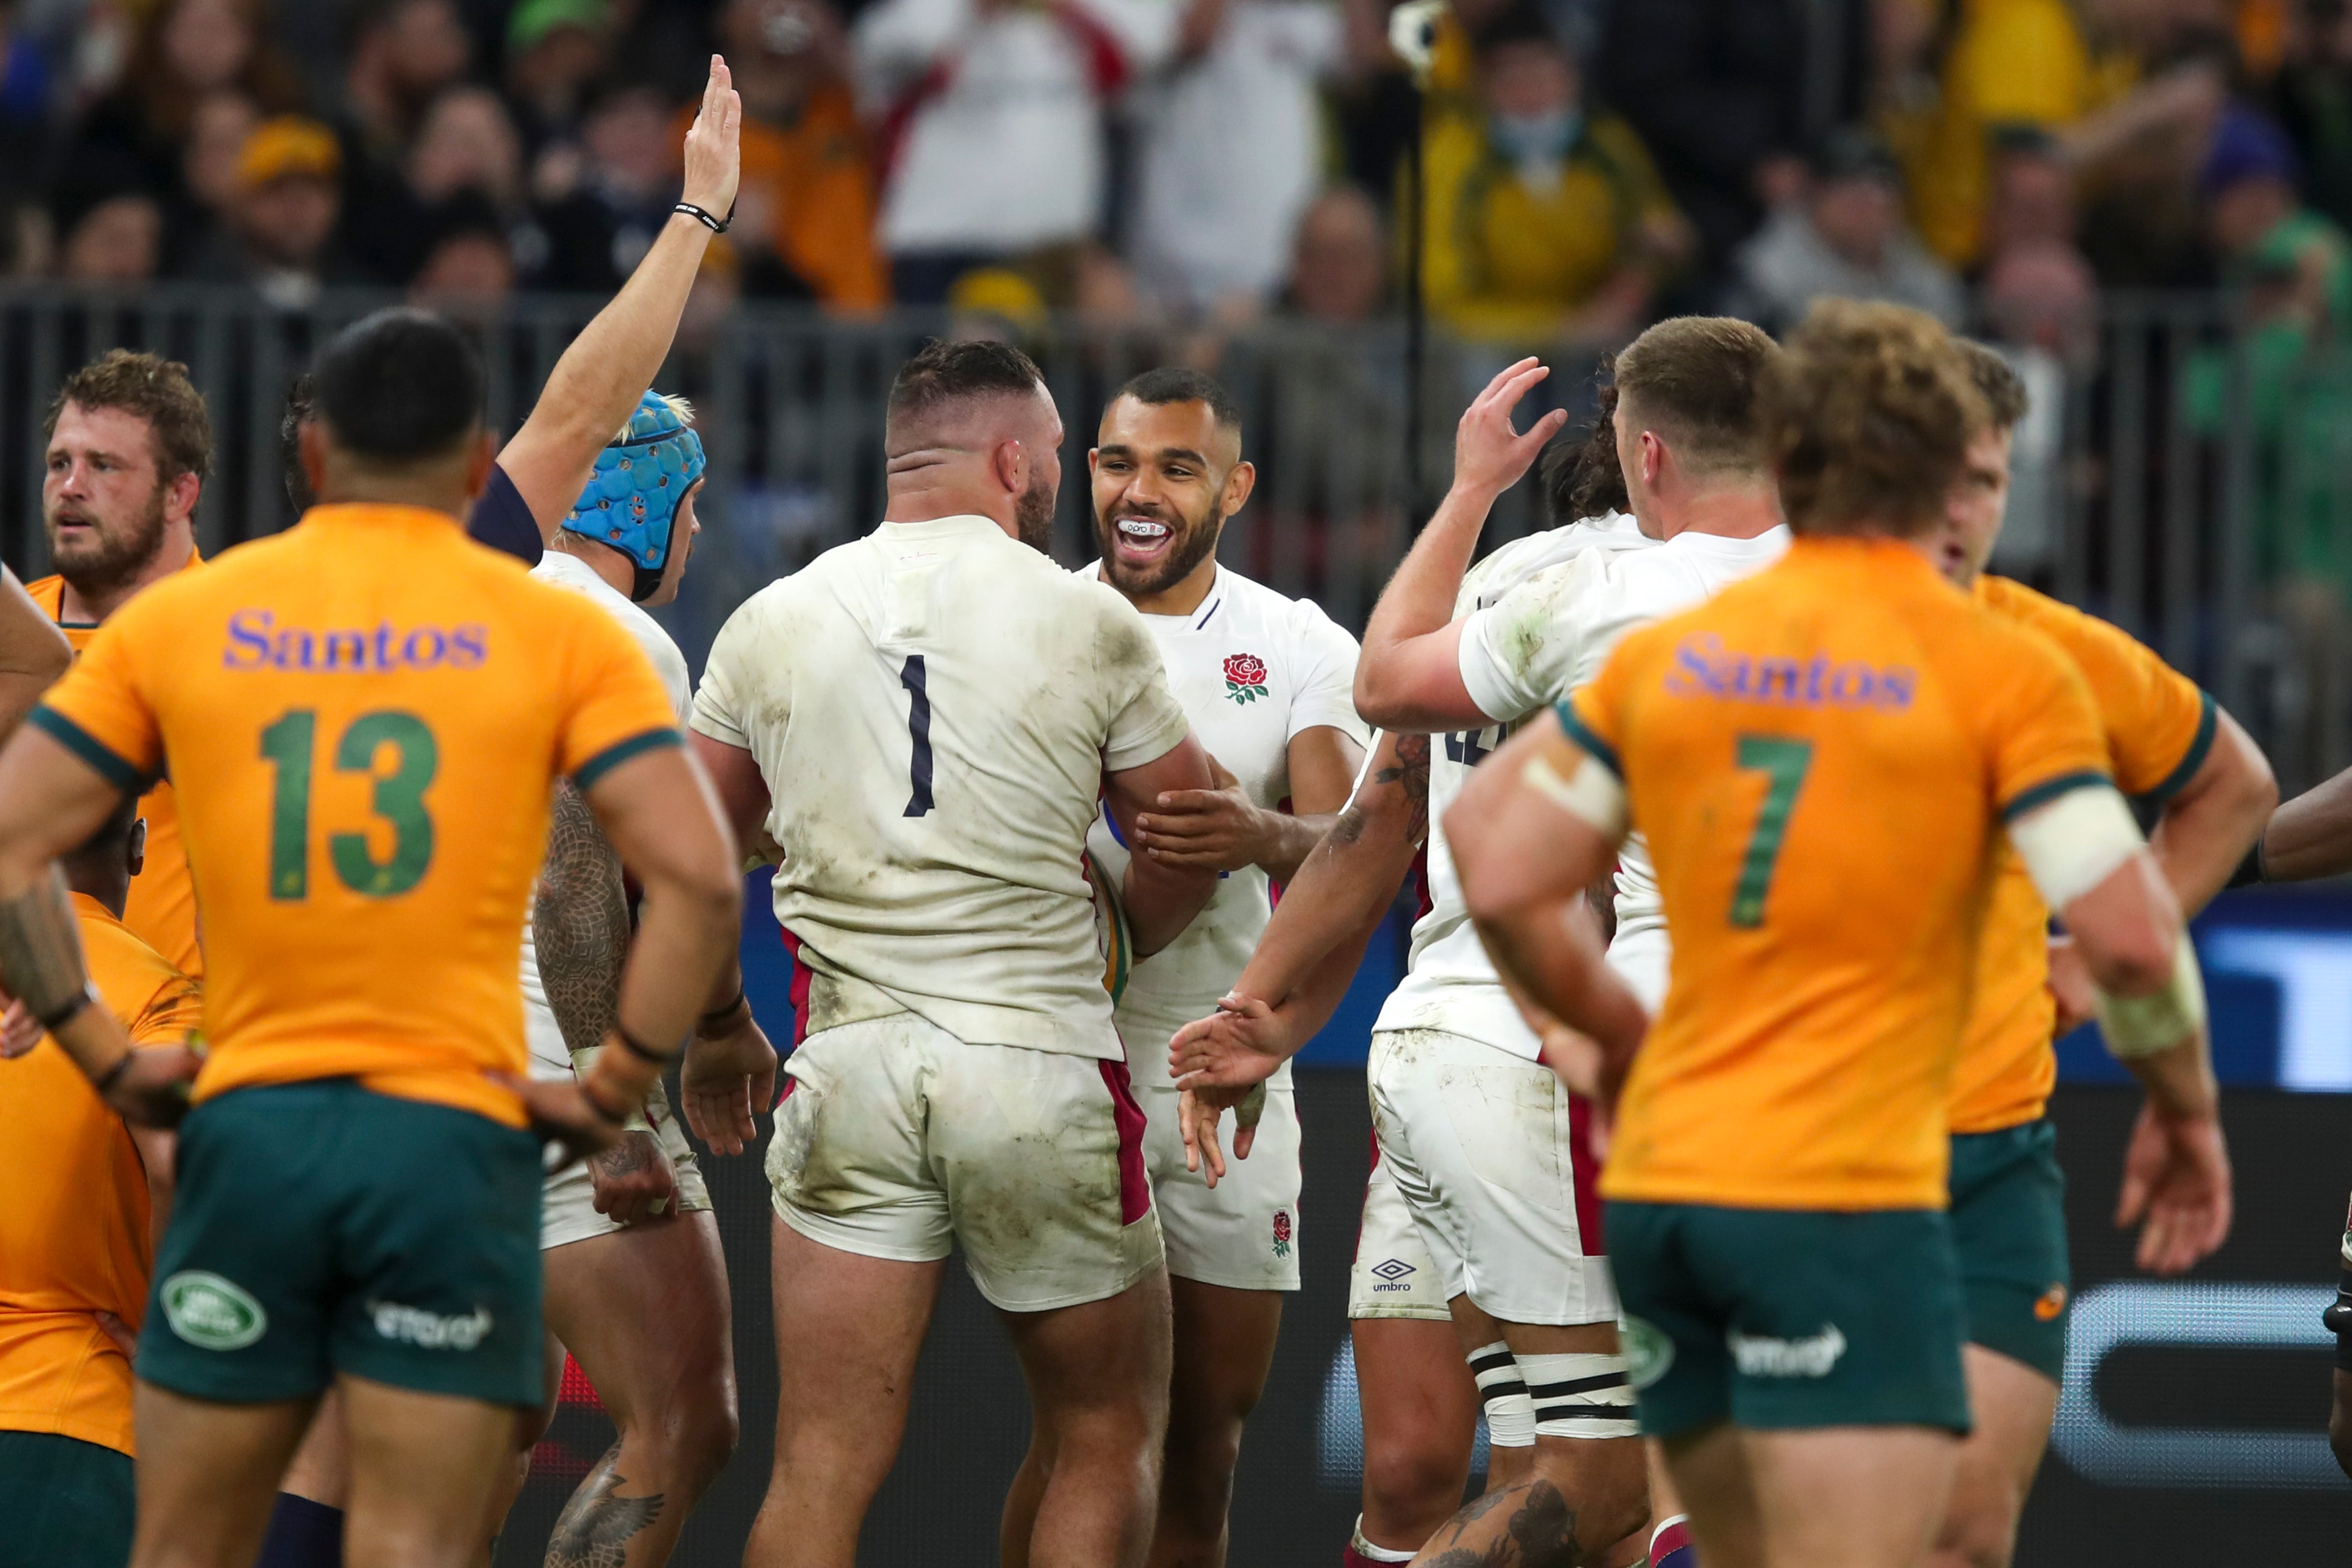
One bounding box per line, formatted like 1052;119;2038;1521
160;1271;267;1351
1619;1315;1675;1389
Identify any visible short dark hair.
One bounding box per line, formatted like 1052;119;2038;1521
1959;340;2029;431
1539;359;1629;523
885;338;1045;445
1613;316;1779;478
311;308;485;463
282;373;316;511
1763;299;1989;537
45;350;213;483
1112;367;1242;434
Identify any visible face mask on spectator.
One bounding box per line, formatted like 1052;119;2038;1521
1490;109;1580;187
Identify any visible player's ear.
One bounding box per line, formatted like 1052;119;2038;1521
993;438;1026;498
162;469;202;529
1221;459;1256;518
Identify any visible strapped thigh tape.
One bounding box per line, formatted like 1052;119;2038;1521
1518;1350;1639;1440
1468;1340;1536;1448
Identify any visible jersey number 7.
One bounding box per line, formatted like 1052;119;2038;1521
260;709;438;900
1729;734;1811;928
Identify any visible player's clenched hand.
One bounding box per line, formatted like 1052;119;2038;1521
1178;1081;1267;1187
503;1074;626;1169
1452;357;1570;501
589;1130;681;1225
1169;993;1291;1090
2045;934;2095;1037
1138;757;1266;873
0;997;38;1059
102;1046;201;1129
680;54;744;220
683;1006;777;1157
2115;1102;2233;1275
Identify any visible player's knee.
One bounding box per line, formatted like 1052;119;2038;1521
1931;1477;2023;1568
1362;1433;1468;1521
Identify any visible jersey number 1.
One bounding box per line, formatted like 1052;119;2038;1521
260;709;438;899
900;655;934;817
1729;735;1811;928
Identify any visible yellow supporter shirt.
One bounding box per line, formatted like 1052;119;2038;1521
29;559;206;978
1951;576;2213;1134
0;894;202;1456
30;504;682;1130
1565;536;2112;1212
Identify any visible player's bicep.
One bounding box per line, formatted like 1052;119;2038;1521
1357;617;1485;732
0;720;145;883
1284;723;1366;816
1105;729;1216;843
689;728;772;850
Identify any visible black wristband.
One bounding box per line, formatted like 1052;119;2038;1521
91;1047;135;1095
617;1027;681;1067
698;987;749;1033
581;1079;631;1126
38;984;96;1034
2226;836;2266;890
673;200;731;234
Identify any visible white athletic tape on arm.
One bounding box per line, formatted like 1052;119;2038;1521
1523;753;1627;841
2095;928;2208;1059
2007;783;2142;912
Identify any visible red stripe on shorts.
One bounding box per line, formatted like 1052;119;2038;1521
1567;1092;1604;1254
1098;1058;1152;1225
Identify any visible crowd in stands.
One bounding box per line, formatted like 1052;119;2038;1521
0;0;2343;346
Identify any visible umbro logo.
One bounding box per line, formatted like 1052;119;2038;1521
1370;1258;1415;1282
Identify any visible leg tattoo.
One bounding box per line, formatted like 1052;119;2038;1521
1420;1480;1583;1568
546;1443;666;1568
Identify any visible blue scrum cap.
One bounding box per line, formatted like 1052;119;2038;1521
560;392;706;587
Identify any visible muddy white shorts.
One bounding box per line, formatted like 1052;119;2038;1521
767;1012;1164;1312
541;1077;712;1250
1365;1027;1617;1327
1139;1084;1302;1291
1349;1141;1452;1321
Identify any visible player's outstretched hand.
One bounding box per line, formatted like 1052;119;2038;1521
1139;757;1266;873
683;1006;777;1157
589;1130;681;1225
681;54;744;223
1177;1080;1267;1188
1169;992;1291;1090
1452;356;1570;501
2115;1101;2233;1275
102;1046;200;1128
502;1074;626;1170
0;996;39;1059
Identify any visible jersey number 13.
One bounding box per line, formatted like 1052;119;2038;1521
259;708;438;900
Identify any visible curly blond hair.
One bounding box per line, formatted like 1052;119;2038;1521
1762;300;1989;537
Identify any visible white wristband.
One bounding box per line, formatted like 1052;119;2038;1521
2094;929;2208;1059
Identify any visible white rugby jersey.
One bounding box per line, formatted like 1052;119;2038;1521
1374;519;1794;1057
1078;563;1367;1086
521;549;692;1082
691;514;1193;1059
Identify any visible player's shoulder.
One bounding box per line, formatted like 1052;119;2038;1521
1975;574;2157;674
76;901;187;1011
1204;566;1356;644
22;573;62;618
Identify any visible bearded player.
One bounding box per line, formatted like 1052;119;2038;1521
1006;368;1365;1568
682;338;1221;1568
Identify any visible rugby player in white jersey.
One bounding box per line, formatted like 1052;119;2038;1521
1172;320;1788;1568
679;339;1221;1568
1014;367;1365;1568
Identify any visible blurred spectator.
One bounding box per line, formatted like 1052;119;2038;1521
1595;0;1868;272
165;88;258;268
1420;6;1690;347
507;0;614;149
0;1;57;212
50;146;160;283
1982;238;2100;363
1909;0;2226;267
408;192;516;311
707;0;888;308
2207;105;2352;335
343;0;471;164
2269;0;2352;237
1728;127;1964;332
79;0;302;174
403;85;554;283
1981;126;2083;257
537;82;678;292
854;0;1175;303
189;114;357;308
1283;185;1385;323
1127;0;1344;317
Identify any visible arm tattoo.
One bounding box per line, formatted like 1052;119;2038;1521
548;1442;665;1568
535;782;629;1061
1370;732;1433;846
589;1129;657;1183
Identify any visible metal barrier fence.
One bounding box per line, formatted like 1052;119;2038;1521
4;284;2348;789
